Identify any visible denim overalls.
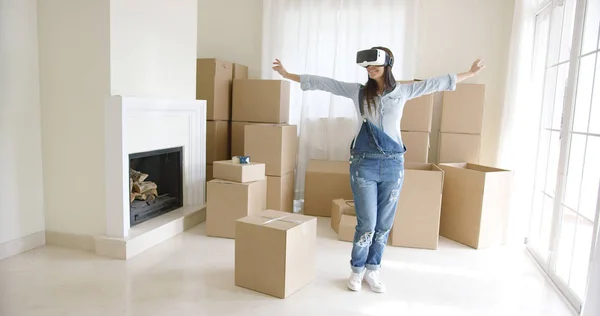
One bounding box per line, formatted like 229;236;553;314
348;87;406;273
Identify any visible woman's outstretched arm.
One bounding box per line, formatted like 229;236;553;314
272;59;360;99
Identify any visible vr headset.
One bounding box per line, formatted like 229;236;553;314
356;48;394;68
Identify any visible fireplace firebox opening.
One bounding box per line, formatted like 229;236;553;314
128;147;183;226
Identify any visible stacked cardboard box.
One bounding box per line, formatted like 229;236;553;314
304;160;353;217
197;58;249;190
331;199;356;242
438;84;485;163
399;81;434;163
206;160;267;238
235;210;317;298
438;163;512;249
234;79;297;212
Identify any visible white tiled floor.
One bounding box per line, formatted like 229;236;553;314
0;218;576;316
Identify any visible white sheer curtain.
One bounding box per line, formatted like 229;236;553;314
496;0;539;244
582;181;600;316
262;0;419;199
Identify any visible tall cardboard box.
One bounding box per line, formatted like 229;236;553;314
245;124;297;176
402;131;430;162
233;64;248;80
267;171;295;212
213;160;265;183
400;94;434;132
438;133;481;164
331;199;355;233
206;121;230;164
441;83;485;134
231;121;261;157
206;179;266;238
232;80;290;123
438;163;512;249
196;59;233;120
390;163;444;250
304;160;353;217
235;210;317;299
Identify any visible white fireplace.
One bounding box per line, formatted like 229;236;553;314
97;96;206;259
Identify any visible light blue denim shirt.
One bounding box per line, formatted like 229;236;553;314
299;74;458;148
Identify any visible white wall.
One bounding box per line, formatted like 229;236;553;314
415;0;515;166
38;0;111;237
197;0;263;78
110;0;198;99
0;0;45;245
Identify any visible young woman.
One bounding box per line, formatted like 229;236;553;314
272;47;485;293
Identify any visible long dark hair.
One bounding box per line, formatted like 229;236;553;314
363;46;396;109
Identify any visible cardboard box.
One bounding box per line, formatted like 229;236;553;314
196;59;233;120
390;163;444;250
402;131;430;162
338;213;357;242
438;132;481;164
231;121;261;157
244;124;297;176
438;163;512;249
401;94;434;132
232;79;290;123
304;160;353;217
235;210;317;299
206;121;230;164
267;171;295;212
206;179;266;238
441;83;485;134
206;165;213;182
233;63;248;79
331;199;355;233
213;160;265;183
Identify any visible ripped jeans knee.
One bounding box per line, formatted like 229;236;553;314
373;229;391;245
354;231;374;247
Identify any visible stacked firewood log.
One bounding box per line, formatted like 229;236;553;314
129;169;158;203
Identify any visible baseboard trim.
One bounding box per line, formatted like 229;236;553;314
95;205;205;260
0;231;46;261
45;231;95;252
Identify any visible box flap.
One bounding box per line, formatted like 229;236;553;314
208;179;254;187
214;160;264;168
237;209;314;230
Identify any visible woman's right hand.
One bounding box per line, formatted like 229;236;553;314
272;59;289;78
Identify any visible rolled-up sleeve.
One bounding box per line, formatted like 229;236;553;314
299;74;360;99
390;74;457;100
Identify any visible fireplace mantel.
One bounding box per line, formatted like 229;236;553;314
98;96;206;259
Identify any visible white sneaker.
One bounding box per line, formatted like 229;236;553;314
347;270;365;291
364;270;386;293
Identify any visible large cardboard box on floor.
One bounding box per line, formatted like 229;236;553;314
402;131;430;162
231;121;261;157
441;83;485;134
304;160;353;217
331;199;355;233
338;213;357;242
213;160;265;183
206;120;230;164
438;163;513;249
267;171;295;212
438;132;481;164
390;163;444;250
400;94;434;132
196;59;233;120
244;124;297;176
235;210;317;299
206;179;266;238
232;79;290;123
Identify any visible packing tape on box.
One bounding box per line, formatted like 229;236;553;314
232;156;251;164
260;215;304;225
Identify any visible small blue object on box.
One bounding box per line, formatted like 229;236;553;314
239;156;250;164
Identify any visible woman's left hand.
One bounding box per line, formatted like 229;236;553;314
469;58;486;75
